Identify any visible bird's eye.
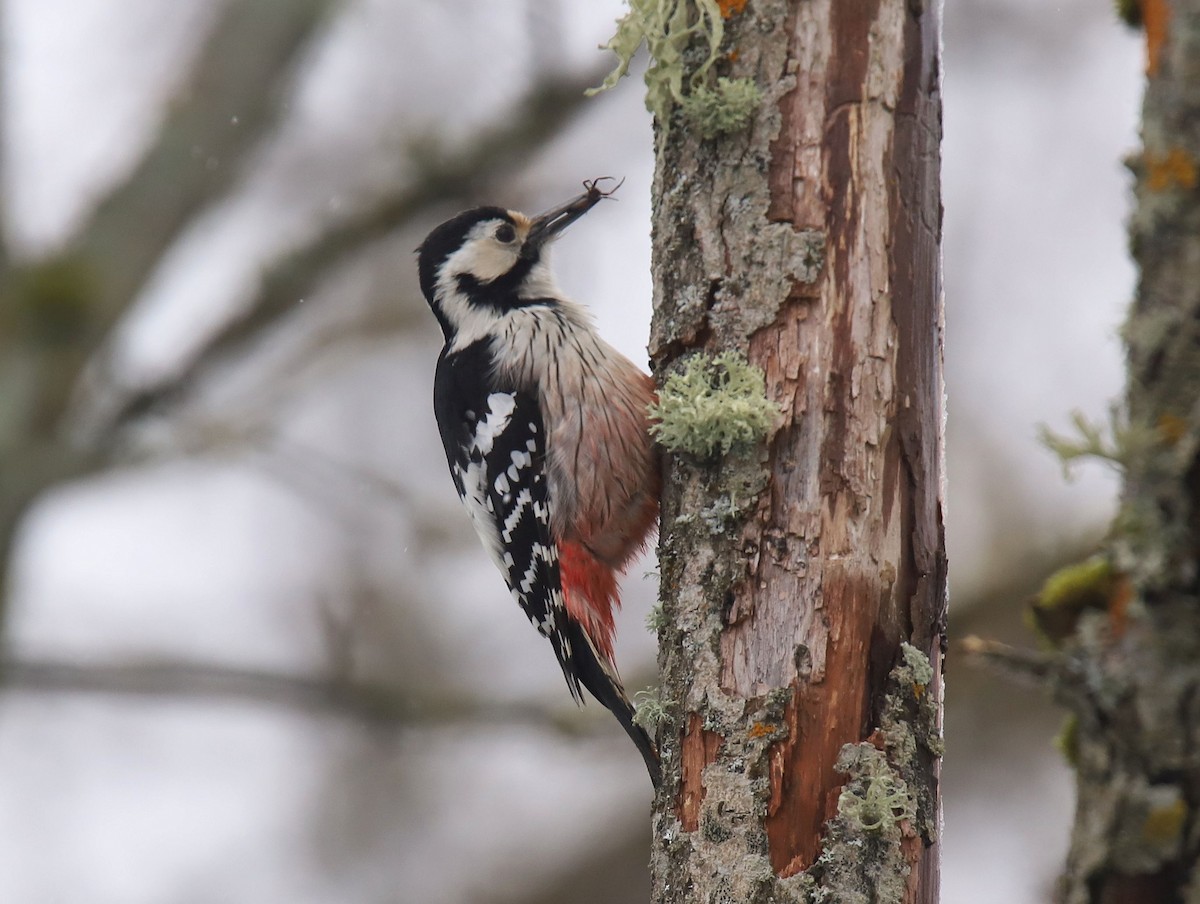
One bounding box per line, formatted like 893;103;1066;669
495;223;517;244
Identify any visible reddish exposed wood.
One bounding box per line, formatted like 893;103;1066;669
678;713;723;832
762;571;878;874
1144;0;1170;76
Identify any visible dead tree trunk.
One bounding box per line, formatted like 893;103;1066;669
643;1;946;901
1049;2;1200;900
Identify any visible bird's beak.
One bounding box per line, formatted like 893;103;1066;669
522;189;605;257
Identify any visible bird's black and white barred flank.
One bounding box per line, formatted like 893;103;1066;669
435;346;578;696
417;181;662;786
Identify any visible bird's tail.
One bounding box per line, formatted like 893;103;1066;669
559;539;661;787
566;617;662;788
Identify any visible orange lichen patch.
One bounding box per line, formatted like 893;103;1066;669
912;682;927;700
718;0;748;16
748;721;775;739
1158;412;1189;445
678;713;723;832
728;49;740;63
1143;797;1187;844
1109;573;1134;639
1143;0;1169;76
1146;147;1198;192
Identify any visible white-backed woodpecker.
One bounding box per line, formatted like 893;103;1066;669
416;180;661;786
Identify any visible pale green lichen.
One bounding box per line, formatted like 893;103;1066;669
588;0;759;136
679;76;762;138
878;643;943;844
671;495;744;533
634;688;668;734
589;0;724;113
645;601;668;631
699;494;741;532
649;351;781;457
898;641;934;686
835;744;915;834
809;743;914;904
1038;405;1156;478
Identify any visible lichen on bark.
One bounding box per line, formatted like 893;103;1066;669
649;351;782;458
811;744;914;904
644;0;946;901
590;0;764;137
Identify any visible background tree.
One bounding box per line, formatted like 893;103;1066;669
971;1;1200;901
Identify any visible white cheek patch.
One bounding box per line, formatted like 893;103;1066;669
436;223;525;352
466;244;520;282
443;223;521;285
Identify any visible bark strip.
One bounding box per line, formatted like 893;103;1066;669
647;0;945;901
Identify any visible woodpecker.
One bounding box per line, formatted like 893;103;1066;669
416;180;662;786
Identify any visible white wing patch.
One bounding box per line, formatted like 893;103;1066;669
473;392;516;453
454;392;517;574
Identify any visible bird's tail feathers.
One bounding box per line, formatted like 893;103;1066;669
566;618;662;788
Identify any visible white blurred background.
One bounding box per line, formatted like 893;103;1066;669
0;1;1139;901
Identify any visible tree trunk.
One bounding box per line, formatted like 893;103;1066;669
1053;2;1200;900
646;1;945;902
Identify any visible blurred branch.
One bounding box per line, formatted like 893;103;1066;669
0;654;623;737
253;434;424;517
0;0;336;615
959;636;1058;684
0;0;9;271
97;65;610;439
960;635;1109;732
120;400;452;531
68;0;336;331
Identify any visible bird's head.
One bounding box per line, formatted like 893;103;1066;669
416;179;619;342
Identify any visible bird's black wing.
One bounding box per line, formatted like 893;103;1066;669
433;339;582;701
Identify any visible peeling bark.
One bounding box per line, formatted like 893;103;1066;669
646;1;945;902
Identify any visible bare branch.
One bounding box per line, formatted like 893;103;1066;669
96;66;609;439
0;0;337;618
959;636;1059;684
0;653;620;737
67;0;336;329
